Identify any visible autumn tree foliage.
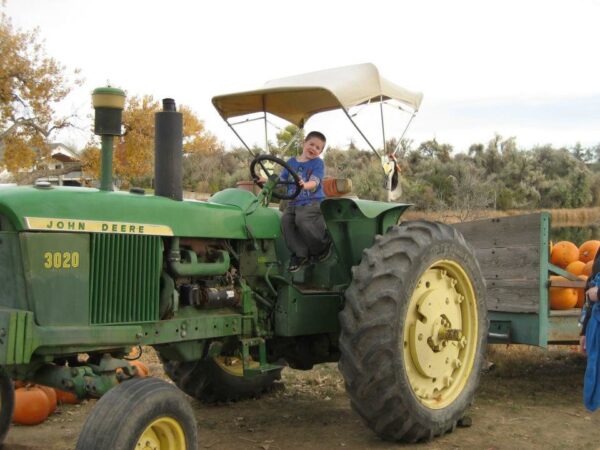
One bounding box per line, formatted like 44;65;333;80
79;141;101;182
115;95;156;183
81;95;220;187
0;9;80;176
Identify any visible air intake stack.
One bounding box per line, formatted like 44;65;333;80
92;87;126;191
154;99;183;201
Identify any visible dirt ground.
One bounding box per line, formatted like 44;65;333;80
4;344;600;450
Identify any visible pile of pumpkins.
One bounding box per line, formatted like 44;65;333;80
12;359;149;426
549;239;600;310
12;382;79;426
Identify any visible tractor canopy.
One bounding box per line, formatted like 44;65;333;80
212;63;423;128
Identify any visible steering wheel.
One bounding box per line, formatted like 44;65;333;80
250;154;302;200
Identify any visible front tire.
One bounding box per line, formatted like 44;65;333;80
76;377;197;450
0;367;14;446
339;221;487;442
163;356;281;403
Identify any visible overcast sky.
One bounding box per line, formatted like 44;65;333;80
5;0;600;153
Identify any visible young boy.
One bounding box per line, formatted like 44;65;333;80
280;131;332;272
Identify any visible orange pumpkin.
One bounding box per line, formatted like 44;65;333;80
566;260;586;276
583;260;594;277
129;360;149;377
576;274;588;308
13;386;50;425
38;385;57;414
579;240;600;263
550;241;579;269
127;347;141;359
549;276;578;310
55;388;80;405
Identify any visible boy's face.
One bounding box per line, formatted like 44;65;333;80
302;137;325;160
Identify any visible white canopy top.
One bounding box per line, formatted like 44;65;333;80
212;63;423;127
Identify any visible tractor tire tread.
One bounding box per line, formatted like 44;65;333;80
339;220;487;442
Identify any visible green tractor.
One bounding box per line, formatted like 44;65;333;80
0;64;487;449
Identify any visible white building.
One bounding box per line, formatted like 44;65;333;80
36;143;92;187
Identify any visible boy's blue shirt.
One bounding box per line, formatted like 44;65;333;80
280;157;325;206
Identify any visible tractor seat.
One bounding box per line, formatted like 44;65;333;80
322;178;352;197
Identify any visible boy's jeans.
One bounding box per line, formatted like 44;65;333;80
281;202;330;258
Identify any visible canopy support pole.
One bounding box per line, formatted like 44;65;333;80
392;112;417;157
263;111;269;154
380;96;386;153
225;119;257;158
342;108;381;159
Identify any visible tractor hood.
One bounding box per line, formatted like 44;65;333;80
0;186;280;239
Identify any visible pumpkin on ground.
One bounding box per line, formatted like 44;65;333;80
55;388;80;405
129;360;149;377
579;240;600;263
38;385;57;414
127;347;141;359
576;274;588;308
566;260;586;276
550;241;579;269
549;275;578;310
13;386;50;425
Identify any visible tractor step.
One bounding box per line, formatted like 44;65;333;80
243;362;283;377
240;337;283;378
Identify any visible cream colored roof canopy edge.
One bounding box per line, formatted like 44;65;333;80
212;63;424;127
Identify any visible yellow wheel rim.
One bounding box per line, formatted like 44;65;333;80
213;355;260;377
403;259;479;409
136;417;186;450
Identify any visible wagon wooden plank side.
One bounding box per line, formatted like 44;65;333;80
455;212;583;346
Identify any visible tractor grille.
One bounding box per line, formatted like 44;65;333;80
90;234;161;325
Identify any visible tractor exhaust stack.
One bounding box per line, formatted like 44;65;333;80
154;98;183;201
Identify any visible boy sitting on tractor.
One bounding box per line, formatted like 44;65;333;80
279;131;332;272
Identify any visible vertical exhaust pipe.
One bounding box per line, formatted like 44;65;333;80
154;98;183;201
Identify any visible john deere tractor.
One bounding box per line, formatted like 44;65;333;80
0;64;487;449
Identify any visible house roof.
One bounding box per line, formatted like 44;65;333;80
49;143;79;162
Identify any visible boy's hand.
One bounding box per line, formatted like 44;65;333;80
587;286;599;302
580;335;587;354
298;179;317;190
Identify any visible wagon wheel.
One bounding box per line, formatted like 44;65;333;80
0;366;14;445
339;221;487;442
76;377;197;450
162;356;281;403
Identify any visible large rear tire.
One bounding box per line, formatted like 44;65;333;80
163;356;281;403
339;221;487;442
0;367;14;446
76;377;197;450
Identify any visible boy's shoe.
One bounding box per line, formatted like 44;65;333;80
288;255;308;272
316;242;333;263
